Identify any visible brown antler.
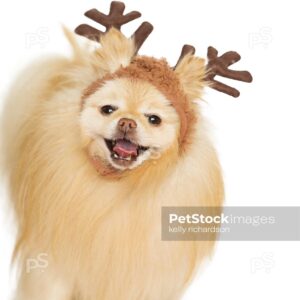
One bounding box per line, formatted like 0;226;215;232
205;46;253;97
174;45;252;97
75;1;153;53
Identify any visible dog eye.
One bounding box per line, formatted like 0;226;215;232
100;105;117;115
147;115;161;125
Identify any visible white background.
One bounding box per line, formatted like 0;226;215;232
1;0;300;299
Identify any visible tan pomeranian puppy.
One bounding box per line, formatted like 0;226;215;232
0;3;234;299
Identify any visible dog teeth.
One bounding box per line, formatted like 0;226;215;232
112;153;133;161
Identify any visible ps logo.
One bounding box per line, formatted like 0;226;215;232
26;253;49;273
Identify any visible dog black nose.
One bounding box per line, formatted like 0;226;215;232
118;118;137;133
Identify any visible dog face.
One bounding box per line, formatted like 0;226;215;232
80;78;180;170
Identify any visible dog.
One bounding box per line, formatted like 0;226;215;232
1;2;252;299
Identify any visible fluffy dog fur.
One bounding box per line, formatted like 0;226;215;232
1;28;223;300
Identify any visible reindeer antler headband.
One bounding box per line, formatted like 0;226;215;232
75;1;252;98
74;1;252;175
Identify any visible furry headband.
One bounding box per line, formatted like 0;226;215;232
75;1;253;175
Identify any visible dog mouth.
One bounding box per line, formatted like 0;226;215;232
104;138;149;166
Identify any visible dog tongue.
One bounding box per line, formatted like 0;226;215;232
113;139;138;158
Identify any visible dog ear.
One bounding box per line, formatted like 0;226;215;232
174;46;207;101
96;28;136;73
